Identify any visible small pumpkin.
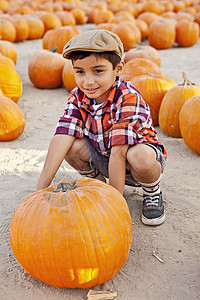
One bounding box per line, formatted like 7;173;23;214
10;178;133;288
28;47;66;89
179;96;200;155
0;19;16;42
38;12;61;33
0;53;15;69
0;95;25;141
148;19;176;50
55;11;76;26
112;21;141;51
0;63;22;103
159;72;200;137
24;15;45;40
71;8;88;25
137;11;162;26
176;19;199;47
62;60;77;91
10;14;29;42
0;40;17;64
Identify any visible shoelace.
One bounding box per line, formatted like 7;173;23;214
143;194;160;207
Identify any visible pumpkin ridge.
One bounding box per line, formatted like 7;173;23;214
74;192;100;287
49;199;66;287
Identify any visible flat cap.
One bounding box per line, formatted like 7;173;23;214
62;29;124;59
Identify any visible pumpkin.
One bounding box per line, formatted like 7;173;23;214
38;12;61;33
159;72;200;137
0;19;16;42
71;8;88;24
142;0;163;14
62;60;77;91
96;22;116;31
10;178;133;288
130;73;177;126
10;14;29;42
124;45;161;66
175;19;199;47
0;63;22;103
24;15;45;40
0;95;25;141
28;47;66;89
55;11;76;26
112;21;141;51
42;25;82;54
0;53;15;69
93;9;114;24
122;57;162;81
0;0;10;11
148;19;176;50
0;40;17;64
179;96;200;155
137;11;163;26
135;19;148;41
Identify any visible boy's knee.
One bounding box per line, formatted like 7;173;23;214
66;138;90;160
127;144;157;172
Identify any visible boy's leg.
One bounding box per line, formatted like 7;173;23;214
64;137;106;182
126;144;165;225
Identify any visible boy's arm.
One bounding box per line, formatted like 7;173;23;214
109;144;129;195
37;134;75;190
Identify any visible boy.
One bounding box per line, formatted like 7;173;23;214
37;30;167;226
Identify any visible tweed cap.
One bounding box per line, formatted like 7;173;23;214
62;29;124;59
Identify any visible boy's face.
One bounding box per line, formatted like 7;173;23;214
73;54;124;104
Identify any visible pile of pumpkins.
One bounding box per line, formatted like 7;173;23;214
0;0;200;49
0;40;25;141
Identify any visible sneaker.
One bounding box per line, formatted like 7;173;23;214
142;192;165;225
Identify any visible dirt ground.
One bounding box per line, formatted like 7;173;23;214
0;24;200;300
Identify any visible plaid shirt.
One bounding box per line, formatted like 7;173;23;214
55;76;167;160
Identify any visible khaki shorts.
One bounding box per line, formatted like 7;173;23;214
85;137;165;187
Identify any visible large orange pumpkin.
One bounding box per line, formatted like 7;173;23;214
28;47;67;89
130;73;177;125
10;178;133;288
159;72;200;137
179;96;200;155
0;95;25;141
0;63;22;103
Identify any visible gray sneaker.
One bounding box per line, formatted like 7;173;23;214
142;192;165;225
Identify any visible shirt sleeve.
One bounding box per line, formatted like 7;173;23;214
54;91;84;138
108;92;155;148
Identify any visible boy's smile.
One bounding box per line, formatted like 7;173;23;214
73;54;124;104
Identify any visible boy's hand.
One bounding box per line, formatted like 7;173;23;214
37;134;75;190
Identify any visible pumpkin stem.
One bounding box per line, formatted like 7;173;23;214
52;181;77;192
50;46;58;53
182;72;195;86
